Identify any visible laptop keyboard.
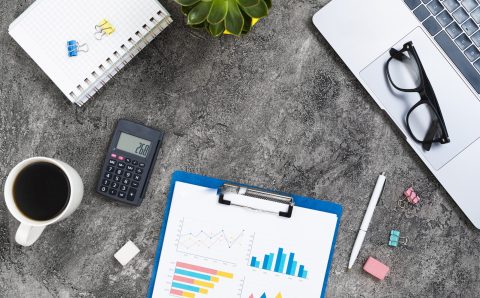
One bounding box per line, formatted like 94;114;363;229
405;0;480;93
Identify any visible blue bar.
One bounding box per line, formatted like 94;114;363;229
262;254;270;270
175;268;211;281
266;253;274;270
278;253;286;273
290;261;297;276
298;265;305;278
303;270;308;279
286;252;295;275
172;282;201;293
250;256;258;267
255;260;260;267
274;248;284;272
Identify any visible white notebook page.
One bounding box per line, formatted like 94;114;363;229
9;0;169;104
152;182;338;298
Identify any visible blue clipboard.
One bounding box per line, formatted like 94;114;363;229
147;171;342;298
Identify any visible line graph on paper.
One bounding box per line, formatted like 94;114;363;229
175;218;251;265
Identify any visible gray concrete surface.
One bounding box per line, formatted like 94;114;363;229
1;0;480;297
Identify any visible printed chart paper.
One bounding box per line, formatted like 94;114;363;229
152;182;338;298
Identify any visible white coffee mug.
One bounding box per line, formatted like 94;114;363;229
4;157;84;246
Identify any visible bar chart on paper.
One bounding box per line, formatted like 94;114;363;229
250;248;308;279
170;261;234;298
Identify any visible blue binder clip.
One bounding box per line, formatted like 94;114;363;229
388;230;408;247
67;40;88;57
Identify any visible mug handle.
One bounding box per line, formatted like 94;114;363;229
15;223;46;246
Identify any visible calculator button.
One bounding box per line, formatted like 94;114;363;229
109;189;117;196
118;192;126;199
139;162;145;168
125;158;131;163
104;173;113;179
118;156;125;161
102;179;110;186
115;169;124;175
108;159;117;166
127;188;137;201
125;172;132;178
131;181;139;188
133;174;141;181
111;153;117;158
111;182;119;189
106;166;114;172
113;175;122;182
122;178;130;185
120;185;128;192
100;186;108;193
117;162;126;169
126;165;134;171
132;160;138;166
135;168;144;174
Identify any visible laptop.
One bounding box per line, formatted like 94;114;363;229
313;0;480;228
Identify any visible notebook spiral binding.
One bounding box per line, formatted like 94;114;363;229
69;9;172;106
219;183;295;218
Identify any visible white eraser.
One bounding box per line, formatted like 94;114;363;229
114;240;140;266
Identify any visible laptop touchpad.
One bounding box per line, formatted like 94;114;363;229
360;27;480;170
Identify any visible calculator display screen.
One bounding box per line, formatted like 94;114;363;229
116;132;151;158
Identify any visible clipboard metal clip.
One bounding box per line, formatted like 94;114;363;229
218;183;294;218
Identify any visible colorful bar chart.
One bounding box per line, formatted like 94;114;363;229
248;293;283;298
170;262;234;297
250;247;308;279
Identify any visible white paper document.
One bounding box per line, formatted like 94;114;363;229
151;182;338;298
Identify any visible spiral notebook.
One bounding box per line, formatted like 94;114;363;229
9;0;172;106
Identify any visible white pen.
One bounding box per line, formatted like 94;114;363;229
348;172;386;270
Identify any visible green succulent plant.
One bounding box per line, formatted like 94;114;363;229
176;0;272;37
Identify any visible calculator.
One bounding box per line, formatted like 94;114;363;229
96;119;163;206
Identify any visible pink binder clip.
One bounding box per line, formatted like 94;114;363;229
404;187;420;205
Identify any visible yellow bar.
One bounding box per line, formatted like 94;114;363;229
199;288;208;294
193;280;214;288
275;293;283;298
216;271;234;279
210;276;219;282
182;292;195;298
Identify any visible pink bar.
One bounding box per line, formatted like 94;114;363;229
173;275;194;284
176;262;217;275
170;289;183;295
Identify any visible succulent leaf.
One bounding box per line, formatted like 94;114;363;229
240;0;268;18
188;1;213;25
236;0;259;8
181;5;194;16
191;22;207;28
264;0;272;9
209;22;225;36
207;0;228;24
225;0;244;36
176;0;202;6
240;9;252;33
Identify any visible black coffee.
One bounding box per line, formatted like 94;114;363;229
13;162;70;221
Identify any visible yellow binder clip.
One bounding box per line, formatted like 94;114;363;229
95;19;115;40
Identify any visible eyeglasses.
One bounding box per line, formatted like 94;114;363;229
386;41;450;151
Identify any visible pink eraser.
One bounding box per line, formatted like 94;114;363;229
363;257;390;280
